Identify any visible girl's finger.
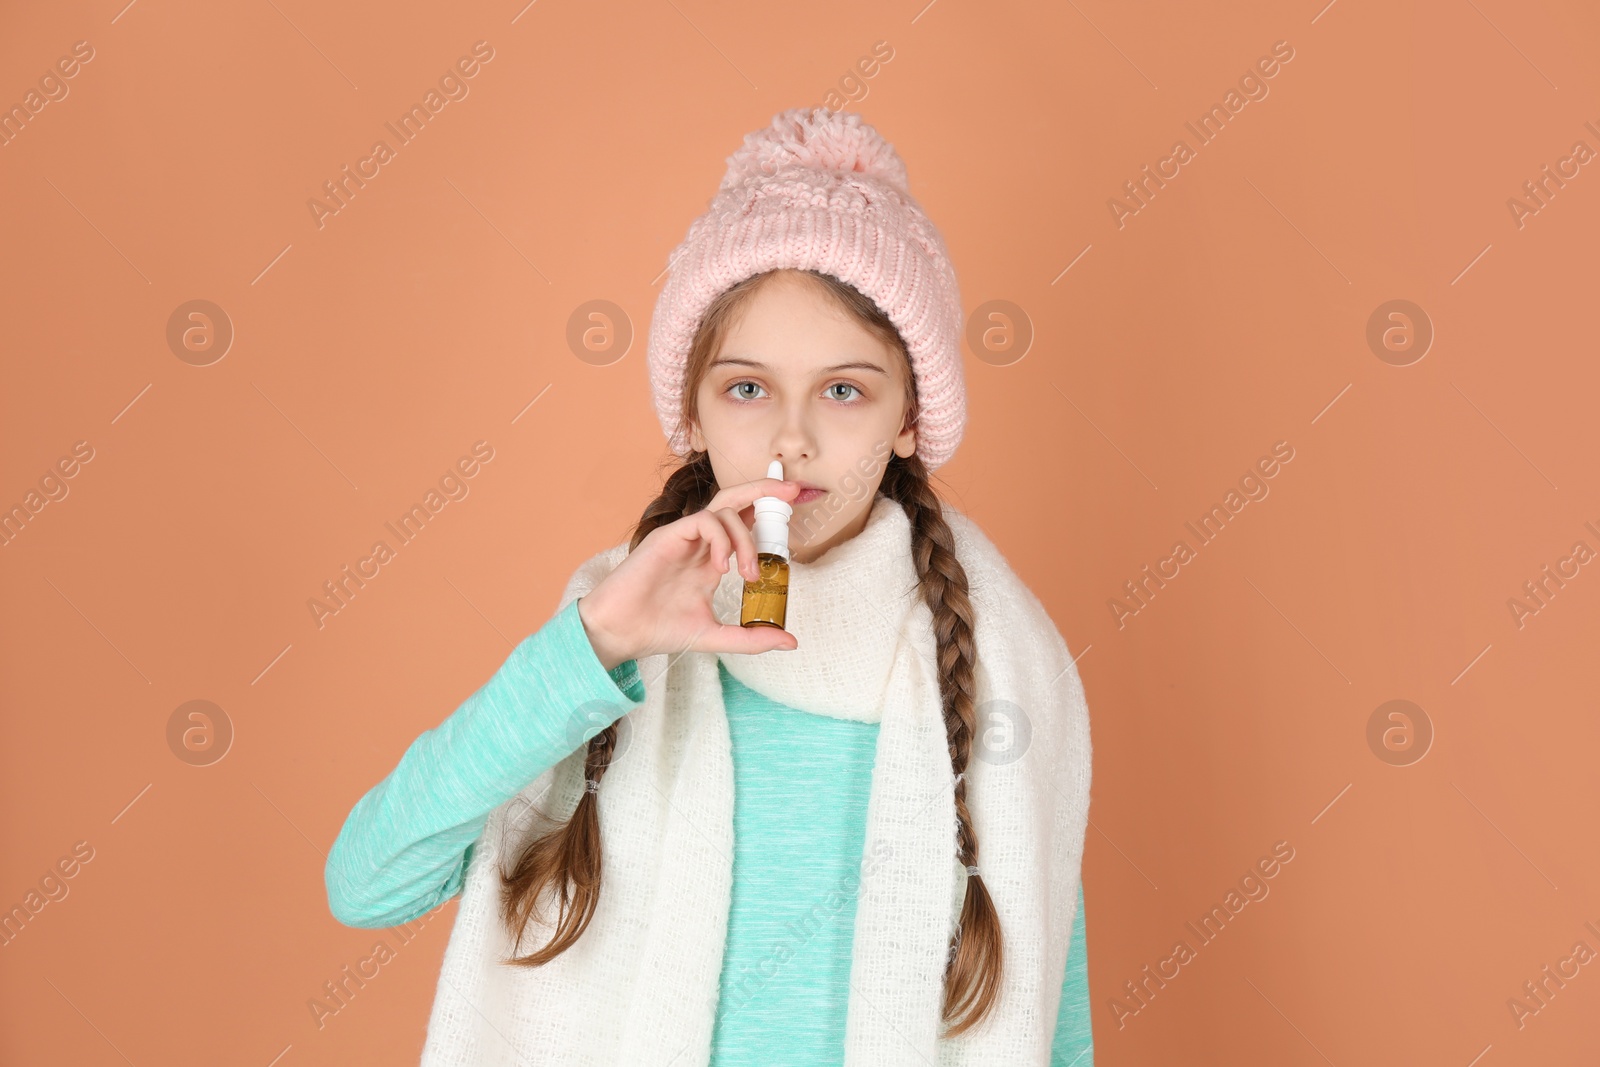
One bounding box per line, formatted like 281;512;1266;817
704;477;801;518
695;621;798;656
706;506;760;580
685;510;733;573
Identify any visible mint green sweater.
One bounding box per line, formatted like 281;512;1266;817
326;596;1093;1065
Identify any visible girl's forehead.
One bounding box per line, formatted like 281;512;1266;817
700;271;907;389
716;310;894;369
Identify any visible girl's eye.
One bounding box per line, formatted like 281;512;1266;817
827;382;862;402
729;381;766;400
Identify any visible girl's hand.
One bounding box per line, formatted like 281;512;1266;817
577;477;804;670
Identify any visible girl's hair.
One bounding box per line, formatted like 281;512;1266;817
498;268;1002;1037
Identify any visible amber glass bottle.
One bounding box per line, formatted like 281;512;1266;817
740;552;789;628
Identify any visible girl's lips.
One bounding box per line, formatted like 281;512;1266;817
794;487;825;503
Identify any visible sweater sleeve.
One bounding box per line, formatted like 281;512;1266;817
1049;882;1093;1065
324;596;647;929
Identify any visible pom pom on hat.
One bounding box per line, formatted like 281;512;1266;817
719;108;911;194
647;107;967;472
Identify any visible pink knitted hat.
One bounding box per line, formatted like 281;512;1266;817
647;107;967;471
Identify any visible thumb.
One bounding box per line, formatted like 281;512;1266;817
702;622;798;656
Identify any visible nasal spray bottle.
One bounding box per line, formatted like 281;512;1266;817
740;460;792;629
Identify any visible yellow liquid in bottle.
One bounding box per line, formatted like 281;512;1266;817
740;552;789;628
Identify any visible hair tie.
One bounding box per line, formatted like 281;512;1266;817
965;864;980;877
585;779;600;794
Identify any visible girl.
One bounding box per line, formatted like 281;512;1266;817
326;107;1093;1066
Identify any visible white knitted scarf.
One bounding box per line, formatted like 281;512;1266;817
419;495;1092;1066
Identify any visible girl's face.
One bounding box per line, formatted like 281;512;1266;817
687;271;918;564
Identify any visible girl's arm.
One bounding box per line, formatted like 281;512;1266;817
324;596;646;929
1050;882;1094;1066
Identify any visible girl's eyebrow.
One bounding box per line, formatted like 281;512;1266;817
711;356;888;376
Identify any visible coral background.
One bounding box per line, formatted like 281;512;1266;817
2;0;1597;1063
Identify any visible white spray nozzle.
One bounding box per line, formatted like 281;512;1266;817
751;460;792;561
